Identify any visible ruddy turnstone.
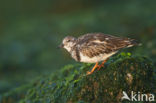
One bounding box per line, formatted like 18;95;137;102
59;33;139;75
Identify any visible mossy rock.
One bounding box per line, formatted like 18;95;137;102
0;84;31;103
17;53;155;103
0;53;155;103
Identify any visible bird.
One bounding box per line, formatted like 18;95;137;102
59;33;139;75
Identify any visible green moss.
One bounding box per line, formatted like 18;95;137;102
0;84;31;103
22;53;156;103
1;52;155;103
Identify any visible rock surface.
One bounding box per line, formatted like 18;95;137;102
1;53;156;103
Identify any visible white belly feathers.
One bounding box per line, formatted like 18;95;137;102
79;52;117;63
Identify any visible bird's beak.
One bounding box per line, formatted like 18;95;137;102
58;44;64;48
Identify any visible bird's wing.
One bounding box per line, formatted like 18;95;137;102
77;33;135;58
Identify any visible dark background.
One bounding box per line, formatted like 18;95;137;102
0;0;156;94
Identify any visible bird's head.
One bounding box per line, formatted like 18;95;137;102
59;36;76;52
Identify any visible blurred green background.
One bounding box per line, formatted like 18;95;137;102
0;0;156;95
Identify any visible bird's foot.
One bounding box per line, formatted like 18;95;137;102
86;62;99;75
97;64;104;70
86;71;93;75
97;59;108;70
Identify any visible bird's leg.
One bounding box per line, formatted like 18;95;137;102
87;62;99;75
97;58;109;70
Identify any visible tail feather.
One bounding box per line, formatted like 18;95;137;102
126;38;141;47
130;39;139;45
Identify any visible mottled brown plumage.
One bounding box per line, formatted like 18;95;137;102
75;33;137;58
59;33;139;75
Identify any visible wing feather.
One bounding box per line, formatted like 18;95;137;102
76;33;135;58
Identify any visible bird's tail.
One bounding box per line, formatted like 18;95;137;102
127;39;142;47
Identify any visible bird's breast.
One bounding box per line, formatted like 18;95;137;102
71;50;80;62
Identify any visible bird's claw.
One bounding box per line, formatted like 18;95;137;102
86;71;92;75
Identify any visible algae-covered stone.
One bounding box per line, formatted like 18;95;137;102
0;84;31;103
19;53;155;103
